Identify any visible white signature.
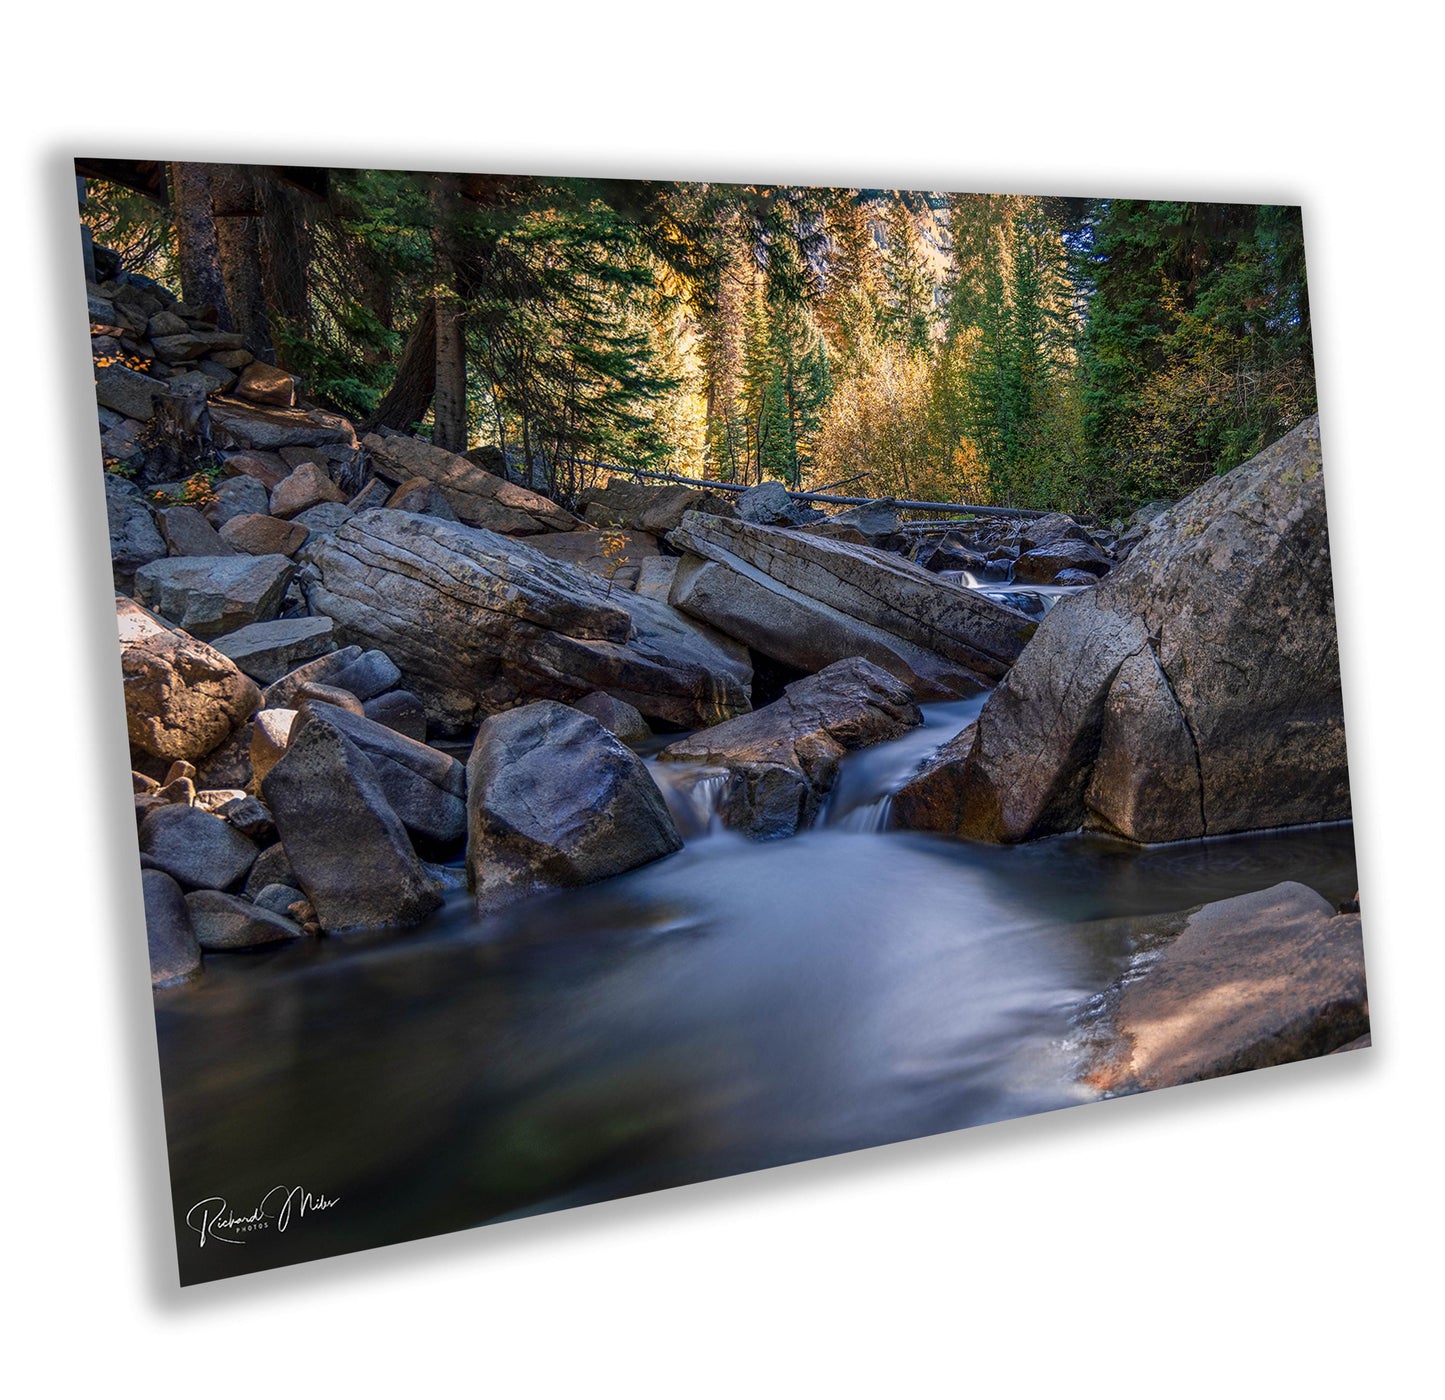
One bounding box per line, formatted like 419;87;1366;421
185;1186;340;1247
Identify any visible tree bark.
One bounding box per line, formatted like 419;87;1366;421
360;298;438;433
211;165;274;362
430;176;469;453
259;179;309;336
169;163;233;329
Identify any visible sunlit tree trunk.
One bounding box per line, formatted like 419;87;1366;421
169;162;233;329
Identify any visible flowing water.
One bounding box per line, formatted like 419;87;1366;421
156;697;1358;1283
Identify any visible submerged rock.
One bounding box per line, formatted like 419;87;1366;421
466;700;682;913
659;657;922;839
666;512;1033;699
894;417;1349;844
1094;882;1368;1091
262;715;443;933
305;510;751;734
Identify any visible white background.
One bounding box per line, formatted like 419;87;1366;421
4;5;1438;1395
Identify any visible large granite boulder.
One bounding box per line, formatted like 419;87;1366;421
118;598;261;764
524;526;661;588
134;554;294;639
465;701;682;914
666;512;1034;700
1094;882;1368;1091
305;510;751;735
261;715;443;933
659;657;922;839
802;499;904;551
269;461;348;519
893;417;1348;844
362;429;580;534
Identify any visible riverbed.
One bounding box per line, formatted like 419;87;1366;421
156;697;1357;1283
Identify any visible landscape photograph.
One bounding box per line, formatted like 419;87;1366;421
79;159;1367;1285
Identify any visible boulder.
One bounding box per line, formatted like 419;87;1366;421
802;499;904;551
235;361;298;409
326;649;403;701
218;512;310;557
292;700;466;848
209;398;357;452
184;890;304;950
363;689;427;742
1097;882;1369;1090
290;502;354;536
736;479;812;526
348;478;393;511
106;474;167;587
269;461;347;520
578;480;733;535
306;511;752;734
386;478;460;519
249;708;298;783
363;429;580;534
252;883;306;918
209;616;335;684
1114;500;1173;562
294;683;364;715
138;803;259;891
118;598;261;764
659;657;922;839
160;505;237;558
243;843;296;899
223;451;289;491
635;556;679;601
666;513;1034;699
1011;537;1111;584
202;475;271;528
465;701;682;913
572;691;651;745
134;553;294;639
261;645;365;709
94;363;162;421
140;869;203;987
217;794;273;840
261;715;443;932
894;417;1349;844
150;329;247;363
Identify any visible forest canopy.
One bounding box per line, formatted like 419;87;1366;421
80;163;1317;518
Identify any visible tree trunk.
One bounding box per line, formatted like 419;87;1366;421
169;163;233;329
430;176;468;453
259;179;309;336
361;298;437;433
211;165;274;363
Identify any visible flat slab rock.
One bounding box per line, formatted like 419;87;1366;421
210;615;336;684
666;511;1033;698
660;656;921;839
1095;881;1369;1092
306;510;751;735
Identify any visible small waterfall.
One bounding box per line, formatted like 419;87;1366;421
832;794;894;833
647;763;730;841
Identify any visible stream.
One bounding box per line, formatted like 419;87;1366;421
156;693;1358;1283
